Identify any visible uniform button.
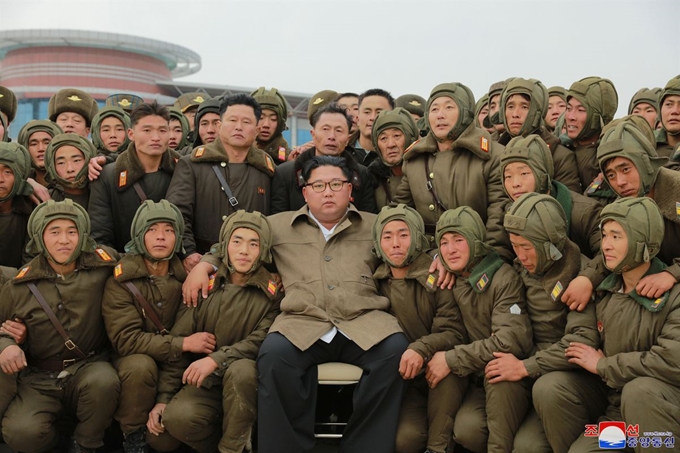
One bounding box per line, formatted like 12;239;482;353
156;302;162;308
222;362;227;367
324;255;331;262
429;235;435;243
220;162;227;167
428;204;435;211
57;304;64;310
429;172;434;179
222;215;227;221
328;285;335;290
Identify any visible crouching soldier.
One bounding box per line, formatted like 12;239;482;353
102;200;216;453
0;199;121;453
556;197;680;452
426;206;534;453
148;210;280;453
372;205;468;453
493;193;601;453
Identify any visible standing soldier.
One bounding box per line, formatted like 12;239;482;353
394;82;511;260
102;200;214;453
44;133;97;208
0;86;17;141
150;211;280;453
368;108;419;209
544;86;567;134
173;92;207;136
106;94;144;114
395;94;427;122
655;76;680;157
354;88;395;166
17;120;63;187
0;200;120;453
91;106;131;163
497;78;582;192
0;142;34;267
252;87;292;164
48;88;99;138
373;205;468;453
426;206;533;453
168;108;191;154
627;87;662;131
190;98;221;149
166;94;275;272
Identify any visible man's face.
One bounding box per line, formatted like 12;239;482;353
198;112;221;145
0;163;15;199
428;97;459;141
631;102;658;130
43;218;79;264
143;221;177;261
310;113;350;156
128;115;170;158
604;156;641;198
545;95;567;130
377;127;406;166
184;107;198;131
488;94;504;132
336;96;359;133
227;227;260;274
358;95;391;139
54;146;85;182
55;112;89;137
27;131;52;169
505;94;530;136
0;120;4;139
219;104;259;150
509;233;538;274
257;109;279;142
168;119;183;150
302;165;352;223
100;116;126;152
601;220;628;271
660;95;680;134
439;232;471;272
380;220;411;267
503;162;537;201
565;97;588;140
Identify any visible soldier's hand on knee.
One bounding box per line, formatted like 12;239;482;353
636;271;676;299
0;318;27;345
147;403;167;436
565;342;604;375
399;349;424;380
484;352;528;383
561;276;593;311
183;357;219;388
425;351;451;389
182;261;213;306
182;332;217;354
0;345;27;375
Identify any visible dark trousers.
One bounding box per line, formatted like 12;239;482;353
257;331;408;453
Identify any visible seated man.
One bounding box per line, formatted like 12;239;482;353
150;210;280;453
426;206;534;453
257;155;408;453
102;200;215;453
557;197;680;452
372;204;468;453
494;193;601;453
0;199;120;453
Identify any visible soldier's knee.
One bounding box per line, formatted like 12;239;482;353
394;423;426;453
163;396;213;438
223;359;257;392
533;372;578;408
621;377;659;413
3;413;57;453
453;412;487;453
146;430;182;452
117;354;158;386
79;362;121;397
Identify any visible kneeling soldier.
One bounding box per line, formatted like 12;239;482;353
148;210;280;453
102;200;216;453
0;199;120;453
372;205;468;453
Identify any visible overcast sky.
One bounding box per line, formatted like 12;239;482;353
2;0;679;116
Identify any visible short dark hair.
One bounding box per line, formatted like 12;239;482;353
358;88;395;109
310;102;353;131
219;94;262;123
130;101;170;127
302;155;352;183
335;92;359;102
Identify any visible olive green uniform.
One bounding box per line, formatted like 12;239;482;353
0;248;120;452
166;140;275;255
156;265;280;453
102;254;186;437
374;252;468;453
0;267;17;426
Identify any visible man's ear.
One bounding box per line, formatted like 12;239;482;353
127;128;134;141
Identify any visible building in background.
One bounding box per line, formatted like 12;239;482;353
0;29;313;145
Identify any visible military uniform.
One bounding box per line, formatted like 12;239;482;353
0;86;17;139
655;78;680;158
166;139;274;256
0;143;34;267
88;142;178;252
252;87;292;164
157;211;280;453
0;200;120;452
43;133;96;210
90;106;131;163
436;207;534;453
0;267;17;428
16;120;63;186
105;93;144;114
503;194;601;453
168;107;191;154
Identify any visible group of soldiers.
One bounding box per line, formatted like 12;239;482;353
0;72;678;453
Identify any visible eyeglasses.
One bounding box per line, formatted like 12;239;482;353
306;180;349;193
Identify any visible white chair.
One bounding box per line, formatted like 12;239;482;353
314;362;363;438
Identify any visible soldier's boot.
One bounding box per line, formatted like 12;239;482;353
123;428;149;453
67;436;96;453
